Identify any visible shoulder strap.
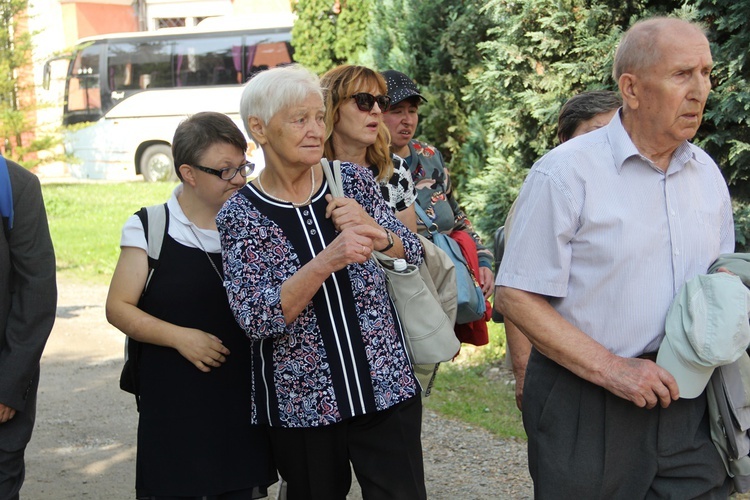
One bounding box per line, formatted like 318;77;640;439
135;202;169;293
0;156;12;240
414;202;439;235
321;158;344;197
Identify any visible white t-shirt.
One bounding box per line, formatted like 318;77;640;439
120;184;221;253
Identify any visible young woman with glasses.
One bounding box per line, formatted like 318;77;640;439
106;111;277;499
321;65;418;232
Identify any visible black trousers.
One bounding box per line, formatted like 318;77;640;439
268;396;426;500
523;349;731;499
136;486;268;500
0;446;23;500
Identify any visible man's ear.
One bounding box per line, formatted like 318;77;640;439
179;164;196;187
619;73;640;110
248;117;267;145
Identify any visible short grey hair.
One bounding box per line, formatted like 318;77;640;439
612;17;708;82
239;64;323;134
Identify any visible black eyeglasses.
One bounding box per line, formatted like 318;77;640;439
192;161;254;181
350;93;391;112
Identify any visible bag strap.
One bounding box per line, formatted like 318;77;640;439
0;155;12;240
135;203;169;294
414;202;439;236
321;158;344;197
321;158;396;264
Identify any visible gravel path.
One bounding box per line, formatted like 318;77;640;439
21;278;533;499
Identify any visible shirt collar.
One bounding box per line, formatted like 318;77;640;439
607;110;699;175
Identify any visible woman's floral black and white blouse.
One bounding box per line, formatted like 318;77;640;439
217;162;423;428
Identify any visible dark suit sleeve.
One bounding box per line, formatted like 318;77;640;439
0;165;57;412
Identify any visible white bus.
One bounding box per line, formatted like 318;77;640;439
49;15;293;181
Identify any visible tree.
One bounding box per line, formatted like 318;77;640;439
461;0;682;240
291;0;372;74
0;0;64;168
692;0;750;248
365;0;493;190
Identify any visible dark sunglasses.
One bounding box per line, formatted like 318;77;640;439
350;93;391;112
192;161;254;181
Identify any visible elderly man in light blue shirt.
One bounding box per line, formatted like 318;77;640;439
496;17;734;498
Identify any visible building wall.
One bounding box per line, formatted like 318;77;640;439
146;0;232;29
233;0;292;15
66;3;138;41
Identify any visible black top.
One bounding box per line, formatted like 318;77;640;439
135;235;276;496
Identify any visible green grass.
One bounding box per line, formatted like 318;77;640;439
42;181;525;441
425;322;527;440
43;181;177;285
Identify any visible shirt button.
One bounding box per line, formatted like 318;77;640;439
310;229;317;235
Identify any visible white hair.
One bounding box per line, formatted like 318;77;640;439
239;64;323;134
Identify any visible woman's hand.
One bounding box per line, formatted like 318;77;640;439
325;194;379;231
479;266;495;298
325;194;395;252
172;328;231;373
320;225;386;271
278;224;386;324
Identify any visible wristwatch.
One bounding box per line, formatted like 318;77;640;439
377;230;394;252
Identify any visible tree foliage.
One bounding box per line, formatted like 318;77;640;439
691;0;750;249
693;0;750;200
366;0;493;188
292;0;750;246
0;0;34;162
291;0;372;74
0;0;64;168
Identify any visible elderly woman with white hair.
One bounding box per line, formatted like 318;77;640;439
217;64;427;500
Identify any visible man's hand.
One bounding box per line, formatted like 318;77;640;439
599;355;680;409
0;403;16;424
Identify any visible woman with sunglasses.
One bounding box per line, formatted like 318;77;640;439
320;64;418;232
106;112;277;499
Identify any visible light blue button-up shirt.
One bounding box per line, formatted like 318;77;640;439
498;111;735;357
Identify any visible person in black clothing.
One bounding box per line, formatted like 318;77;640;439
106;111;277;499
0;158;56;500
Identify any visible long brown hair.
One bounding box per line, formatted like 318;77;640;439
320;65;393;182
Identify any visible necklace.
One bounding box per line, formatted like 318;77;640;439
187;224;223;282
256;166;315;208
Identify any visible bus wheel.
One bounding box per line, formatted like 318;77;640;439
140;144;177;182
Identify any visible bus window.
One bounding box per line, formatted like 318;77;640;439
172;35;243;87
65;43;103;125
109;40;173;91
